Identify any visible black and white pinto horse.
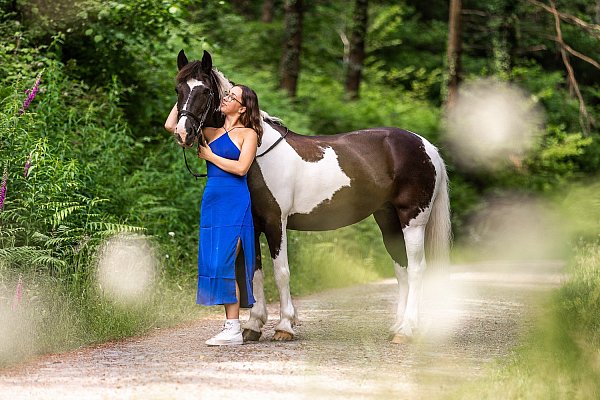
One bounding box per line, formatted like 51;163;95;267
172;50;451;343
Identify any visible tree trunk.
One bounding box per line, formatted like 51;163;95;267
345;0;369;100
279;0;304;98
491;0;517;75
596;0;600;24
446;0;462;110
261;0;275;23
229;0;254;19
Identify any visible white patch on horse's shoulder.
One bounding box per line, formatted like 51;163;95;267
291;146;350;215
256;125;351;216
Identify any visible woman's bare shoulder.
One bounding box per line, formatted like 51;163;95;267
239;127;257;137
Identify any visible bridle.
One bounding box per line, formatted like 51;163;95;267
179;85;215;180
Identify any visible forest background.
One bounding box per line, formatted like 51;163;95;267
0;0;599;397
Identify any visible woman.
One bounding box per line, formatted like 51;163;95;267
165;85;263;346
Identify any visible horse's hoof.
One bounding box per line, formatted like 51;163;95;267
272;330;294;341
243;329;262;342
391;333;411;344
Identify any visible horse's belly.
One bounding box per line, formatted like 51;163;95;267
287;209;372;231
286;184;383;231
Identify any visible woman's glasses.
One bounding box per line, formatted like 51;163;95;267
223;91;244;106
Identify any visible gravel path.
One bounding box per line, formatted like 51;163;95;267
0;261;563;400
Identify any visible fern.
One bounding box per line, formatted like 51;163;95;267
87;221;146;234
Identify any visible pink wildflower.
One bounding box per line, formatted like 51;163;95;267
24;154;32;178
0;167;7;211
19;76;41;115
11;275;24;311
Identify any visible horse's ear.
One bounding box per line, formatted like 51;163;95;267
201;50;212;73
177;49;188;71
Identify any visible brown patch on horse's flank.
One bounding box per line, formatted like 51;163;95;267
272;330;294;341
391;333;411;344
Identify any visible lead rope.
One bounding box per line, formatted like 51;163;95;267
183;146;206;180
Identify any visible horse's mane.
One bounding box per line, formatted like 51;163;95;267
260;111;285;127
210;68;231;104
212;69;288;128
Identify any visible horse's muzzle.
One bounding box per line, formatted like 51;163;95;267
174;129;194;148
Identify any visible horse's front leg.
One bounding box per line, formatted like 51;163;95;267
243;230;267;341
271;219;296;341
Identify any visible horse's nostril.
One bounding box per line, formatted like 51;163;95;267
179;131;187;143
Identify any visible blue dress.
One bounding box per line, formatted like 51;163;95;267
196;131;255;308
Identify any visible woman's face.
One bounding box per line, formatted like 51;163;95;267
220;86;245;115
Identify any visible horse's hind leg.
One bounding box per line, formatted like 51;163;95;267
373;206;410;338
397;219;427;340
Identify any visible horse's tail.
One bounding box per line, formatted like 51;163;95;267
425;156;452;270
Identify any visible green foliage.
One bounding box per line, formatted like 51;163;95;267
0;62;139;283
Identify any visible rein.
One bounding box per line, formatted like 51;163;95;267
256;127;289;158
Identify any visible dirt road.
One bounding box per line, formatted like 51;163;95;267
0;261;563;400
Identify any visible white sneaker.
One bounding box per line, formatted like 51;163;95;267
205;320;243;346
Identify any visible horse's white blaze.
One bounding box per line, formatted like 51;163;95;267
256;123;351;216
175;79;206;134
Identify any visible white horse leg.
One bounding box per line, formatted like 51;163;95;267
272;221;296;340
394;224;426;340
391;262;409;333
242;269;267;341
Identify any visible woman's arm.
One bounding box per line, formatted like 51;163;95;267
198;129;258;176
164;103;178;133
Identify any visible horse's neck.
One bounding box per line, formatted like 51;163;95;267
206;112;225;128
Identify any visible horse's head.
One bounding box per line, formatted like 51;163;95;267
173;50;223;147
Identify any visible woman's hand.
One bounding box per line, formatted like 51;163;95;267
197;143;215;162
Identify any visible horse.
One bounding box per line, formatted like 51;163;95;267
171;50;451;343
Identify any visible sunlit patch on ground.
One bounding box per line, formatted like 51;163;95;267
445;78;544;171
95;234;158;306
